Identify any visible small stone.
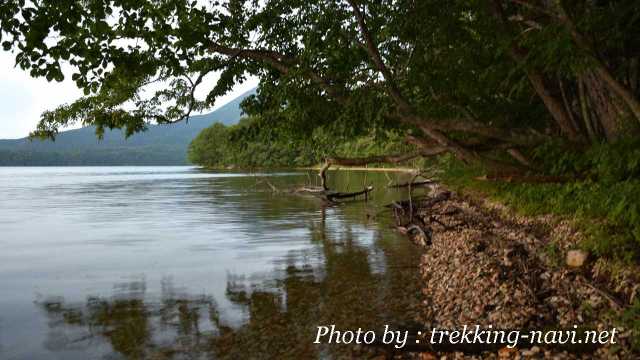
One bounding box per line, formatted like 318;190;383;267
419;352;437;360
566;250;589;267
498;346;517;358
503;249;513;266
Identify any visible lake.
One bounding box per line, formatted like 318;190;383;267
0;166;424;359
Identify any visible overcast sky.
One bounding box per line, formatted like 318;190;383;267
0;51;259;140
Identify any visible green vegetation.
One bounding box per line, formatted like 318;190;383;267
0;91;250;165
621;299;640;351
438;138;640;263
4;0;633;263
190;117;640;264
188;116;418;169
1;0;639;350
2;0;639;161
0;146;188;165
432;139;640;351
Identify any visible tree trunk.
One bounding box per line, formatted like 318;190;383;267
583;71;629;141
578;77;598;142
526;70;582;141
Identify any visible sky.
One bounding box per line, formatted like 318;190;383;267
0;51;259;140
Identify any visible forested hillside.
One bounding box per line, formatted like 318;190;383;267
0;88;253;165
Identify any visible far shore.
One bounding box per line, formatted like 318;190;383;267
202;165;419;173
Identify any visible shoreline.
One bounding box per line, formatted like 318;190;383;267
393;184;637;358
299;166;417;173
201;165;419;173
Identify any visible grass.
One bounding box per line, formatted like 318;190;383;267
436;138;640;264
621;299;640;351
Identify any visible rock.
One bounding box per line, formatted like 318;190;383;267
522;346;541;357
566;250;589;267
498;346;517;358
418;352;436;360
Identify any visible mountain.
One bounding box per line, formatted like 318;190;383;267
0;88;255;166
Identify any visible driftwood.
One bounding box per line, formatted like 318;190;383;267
388;190;454;247
252;160;374;203
297;185;374;203
295;186;326;194
387;179;433;188
475;174;574;183
325;186;373;201
297;160;375;203
386;191;450;212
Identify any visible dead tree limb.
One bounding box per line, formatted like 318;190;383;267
388;180;433;188
475;174;575;183
255;178;280;193
296;160;376;203
506;148;533;168
319;161;331;191
325;186;374;202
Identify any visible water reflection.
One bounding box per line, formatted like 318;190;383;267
38;218;423;359
0;167;426;359
40;278;213;359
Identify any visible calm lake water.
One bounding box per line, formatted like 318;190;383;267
0;166;425;359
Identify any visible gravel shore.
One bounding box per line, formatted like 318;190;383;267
394;185;637;359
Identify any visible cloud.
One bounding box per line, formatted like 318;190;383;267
0;51;259;140
0;52;83;139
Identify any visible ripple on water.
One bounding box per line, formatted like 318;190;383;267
0;166;425;359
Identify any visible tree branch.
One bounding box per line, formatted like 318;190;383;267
209;35;533;171
506;0;640;123
208;42;347;102
489;0;582;141
347;0;413;114
346;2;523;166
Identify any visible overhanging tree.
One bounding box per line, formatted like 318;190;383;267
1;0;638;171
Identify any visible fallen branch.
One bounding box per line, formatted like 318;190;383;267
296;184;373;203
325;186;374;202
295;186;325;194
255;178;280;193
474;174;574;183
314;152;420;203
506;148;534;168
577;276;623;311
387;180;433;188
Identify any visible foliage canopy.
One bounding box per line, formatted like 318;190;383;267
1;0;640;167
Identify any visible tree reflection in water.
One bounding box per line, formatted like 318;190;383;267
38;205;424;359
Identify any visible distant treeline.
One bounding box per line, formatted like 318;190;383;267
0;147;188;166
188;117;417;169
0;90;252;166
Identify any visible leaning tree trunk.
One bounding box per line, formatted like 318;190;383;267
526;70;582;142
553;70;639;143
515;51;639;143
581;70;636;142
